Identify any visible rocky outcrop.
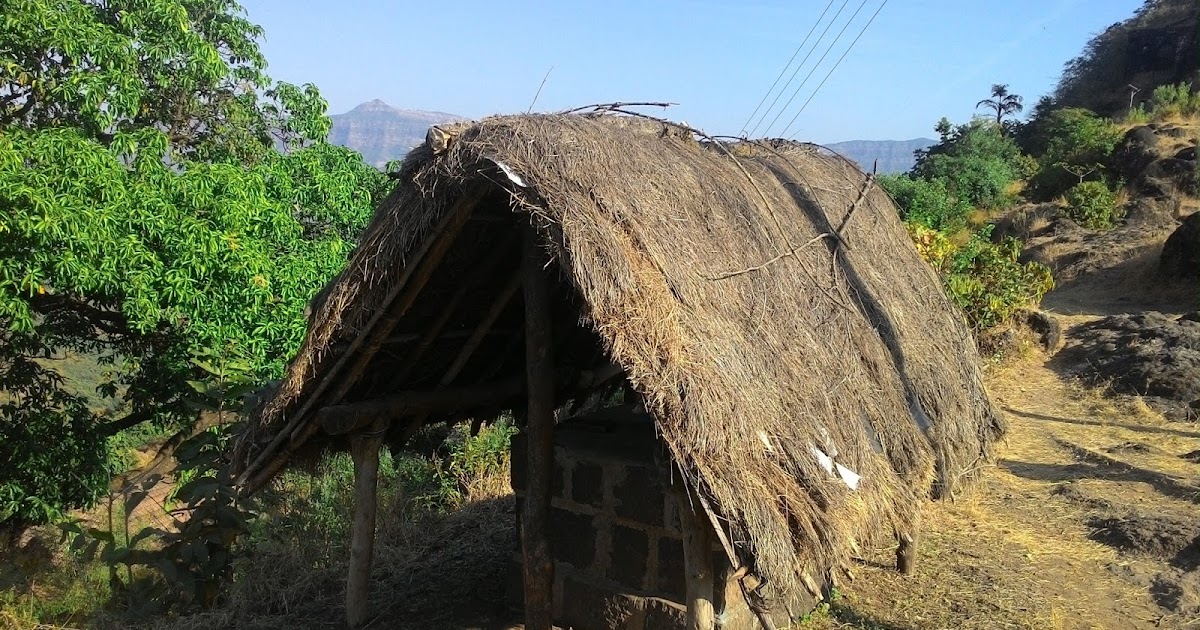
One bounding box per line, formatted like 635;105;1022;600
1161;212;1199;278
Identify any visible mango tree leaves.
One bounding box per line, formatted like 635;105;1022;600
0;0;390;524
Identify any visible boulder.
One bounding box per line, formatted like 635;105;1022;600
1112;126;1160;179
1161;212;1199;278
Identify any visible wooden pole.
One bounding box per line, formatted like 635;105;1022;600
346;421;385;627
896;530;917;575
677;484;716;630
520;222;555;630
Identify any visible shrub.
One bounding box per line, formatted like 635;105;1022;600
912;118;1030;210
1027;108;1122;199
1123;103;1151;125
1149;82;1200;118
907;224;1055;331
880;174;972;233
1064;181;1123;229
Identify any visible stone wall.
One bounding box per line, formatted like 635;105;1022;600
510;407;813;630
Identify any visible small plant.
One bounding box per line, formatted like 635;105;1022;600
1123;103;1150;125
1064;180;1122;229
908;224;1054;331
1149;83;1200;118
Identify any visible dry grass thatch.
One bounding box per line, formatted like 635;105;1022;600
233;111;1003;602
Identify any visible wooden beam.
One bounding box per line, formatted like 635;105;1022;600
317;376;526;435
386;234;518;390
677;483;716;630
346;421;385;627
520;222;555;630
326;186;485;407
440;269;523;386
235;186;484;490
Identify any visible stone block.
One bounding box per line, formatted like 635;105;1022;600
609;525;650;590
560;573;646;630
572;461;604;507
550;506;596;570
642;596;687;630
655;536;686;602
613;466;664;523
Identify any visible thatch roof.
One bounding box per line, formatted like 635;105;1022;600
233;112;1002;601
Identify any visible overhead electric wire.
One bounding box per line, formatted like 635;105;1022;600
745;0;851;139
760;0;870;138
782;0;889;139
738;0;839;137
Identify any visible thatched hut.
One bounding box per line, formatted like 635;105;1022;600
233;111;1002;629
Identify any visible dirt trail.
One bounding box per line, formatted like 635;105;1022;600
808;280;1200;629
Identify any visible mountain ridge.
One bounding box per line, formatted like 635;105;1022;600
328;99;935;174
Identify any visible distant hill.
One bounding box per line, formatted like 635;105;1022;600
329;100;467;167
823;138;936;175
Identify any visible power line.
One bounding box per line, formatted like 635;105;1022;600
782;0;888;139
738;0;838;136
746;0;851;139
760;0;870;138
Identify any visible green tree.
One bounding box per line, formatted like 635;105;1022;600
0;0;389;525
975;84;1024;130
912;117;1031;211
1025;107;1122;200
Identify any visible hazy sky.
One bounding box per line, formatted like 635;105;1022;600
238;0;1142;144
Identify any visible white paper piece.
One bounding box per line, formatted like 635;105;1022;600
810;444;862;490
809;445;835;475
758;430;775;453
491;160;528;188
834;463;862;490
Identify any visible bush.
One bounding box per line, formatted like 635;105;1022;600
1026;108;1122;199
880;174;972;233
908;224;1055;331
912;118;1030;210
1064;181;1123;229
1149;82;1200;118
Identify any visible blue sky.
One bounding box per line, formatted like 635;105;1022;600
239;0;1142;144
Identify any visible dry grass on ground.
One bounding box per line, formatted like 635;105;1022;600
804;343;1200;630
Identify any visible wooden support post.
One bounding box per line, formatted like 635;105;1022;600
896;530;917;575
520;222;555;630
346;421;385;627
676;484;716;630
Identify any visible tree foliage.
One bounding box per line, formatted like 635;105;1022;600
975;84;1024;129
912;117;1032;211
1024;107;1122;200
0;0;389;526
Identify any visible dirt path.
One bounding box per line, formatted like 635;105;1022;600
809;326;1200;629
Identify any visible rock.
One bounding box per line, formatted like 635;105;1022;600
1019;309;1062;350
1145;158;1196;180
1157;125;1190;139
1174;146;1197;162
1161;212;1199;278
1056;311;1200;421
1112;126;1160;179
